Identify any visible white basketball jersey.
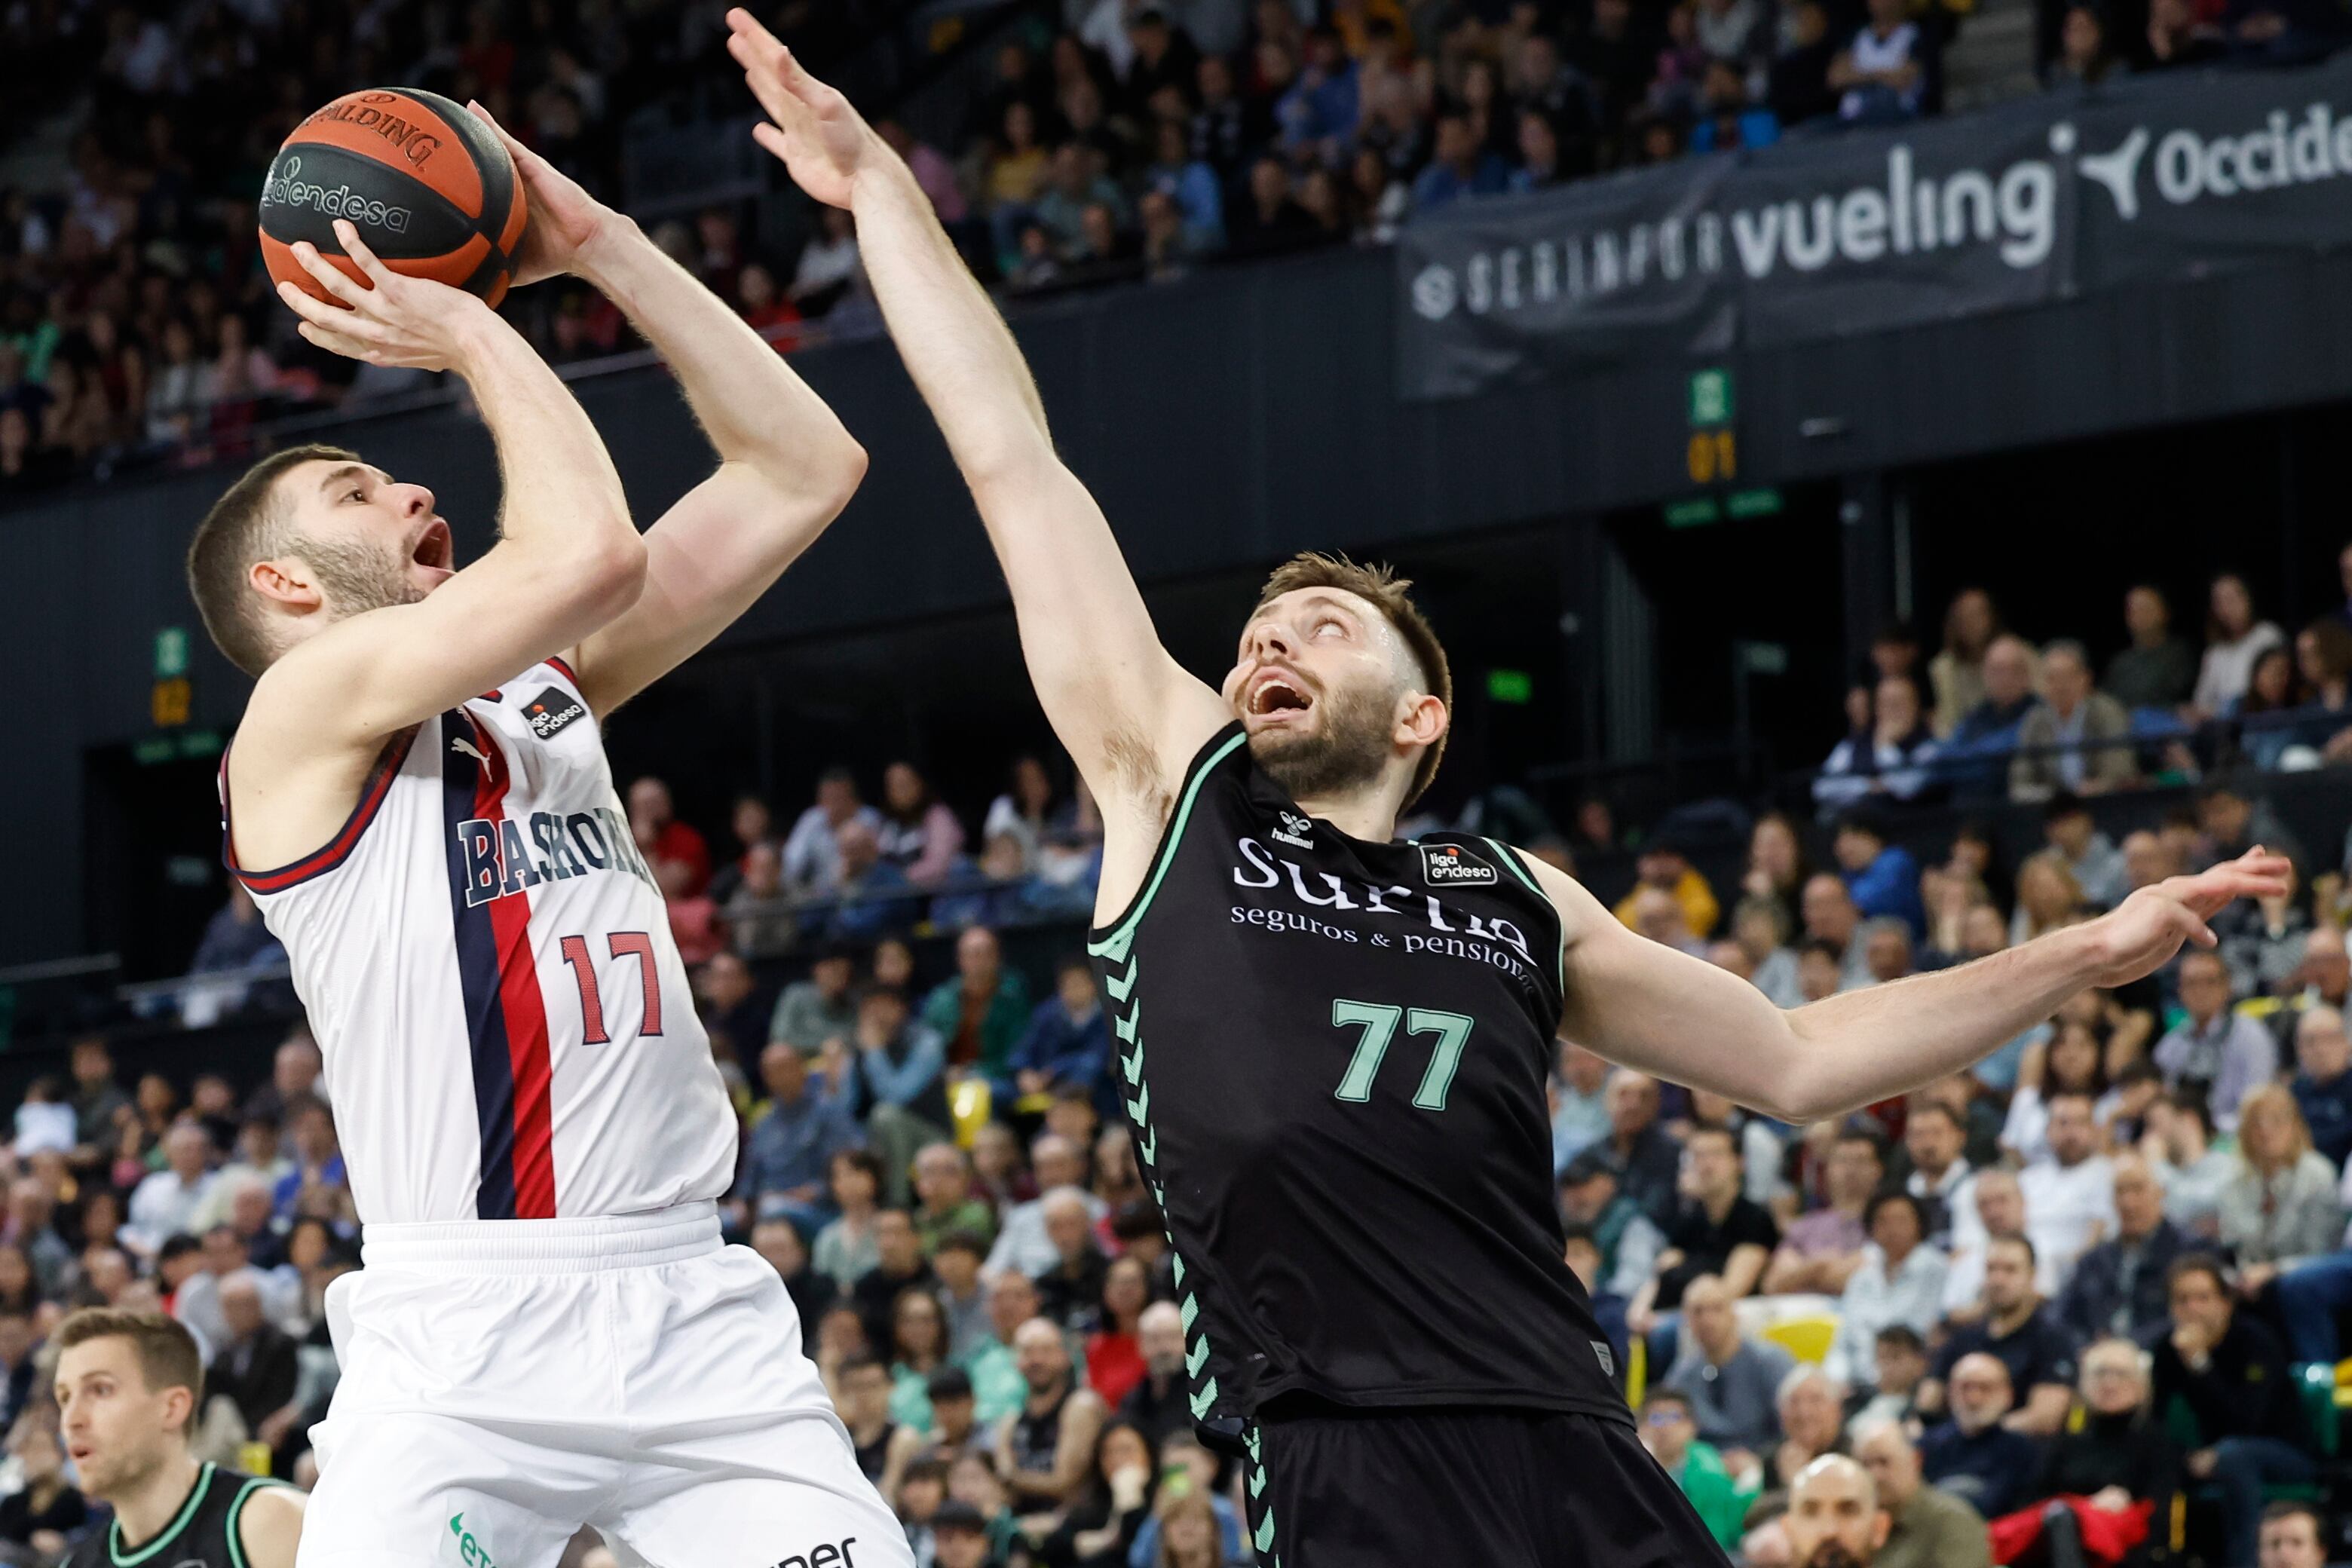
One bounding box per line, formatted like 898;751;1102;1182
224;658;737;1225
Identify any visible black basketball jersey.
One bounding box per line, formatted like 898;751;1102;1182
67;1462;286;1568
1087;723;1628;1435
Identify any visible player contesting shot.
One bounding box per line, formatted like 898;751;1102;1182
724;17;2292;1565
189;106;912;1565
53;1309;305;1568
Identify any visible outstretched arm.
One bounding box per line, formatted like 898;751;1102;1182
464;106;868;716
1527;847;2289;1122
725;11;1226;812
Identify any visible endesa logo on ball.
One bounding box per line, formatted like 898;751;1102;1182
259;155;415;234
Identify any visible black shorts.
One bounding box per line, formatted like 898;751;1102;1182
1240;1403;1733;1567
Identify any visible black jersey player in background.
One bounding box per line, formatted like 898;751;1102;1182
54;1309;304;1568
725;19;2289;1563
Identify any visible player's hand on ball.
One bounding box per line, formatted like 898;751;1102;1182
2082;846;2292;988
727;8;887;208
464;99;613;286
276;219;487;372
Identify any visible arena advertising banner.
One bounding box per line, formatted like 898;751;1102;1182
1398;54;2352;398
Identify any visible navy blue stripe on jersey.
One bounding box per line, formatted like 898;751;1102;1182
224;729;415;893
441;709;521;1220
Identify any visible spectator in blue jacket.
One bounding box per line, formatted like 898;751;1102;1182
1002;957;1113;1126
1141;118;1224;253
1939;636;2042;801
1276;26;1361;161
847;984;951;1207
733;1042;862;1238
2288;1005;2352;1168
1411;111;1511;214
1833;811;1925;939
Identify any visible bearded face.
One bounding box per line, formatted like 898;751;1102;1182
1245;663;1399;801
296;528;427;618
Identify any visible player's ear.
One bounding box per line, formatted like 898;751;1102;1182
161;1383;193;1435
250;555;324;613
1394;691;1447;749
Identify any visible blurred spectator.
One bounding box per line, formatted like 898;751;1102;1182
628;776;710;894
735;1042;862;1236
2013;642;2134;801
1828;1192;1949;1388
2217;1086;2345;1289
814;1149;884;1294
1083;1253;1150;1406
1919;1352;2042;1517
914;1146;998;1259
845;985;951;1206
1004;957;1112;1125
1931;590;2004;737
1942;637;2043;801
204;1270;298;1433
771;945;859;1053
1902;1099;1976;1241
1640;1385;1756;1548
2105;585;2200;710
782;769;882;901
1661;1273;1797;1459
1772;1364;1851;1490
2039;795;2129;912
2017;1089;2117;1285
2152;950;2277;1131
2152;1255;2317;1568
1410;109;1510;213
2144;1090;2234;1239
2047;5;2120;83
1557;1150;1668;1298
1615;838;1722;941
1945;1169;2059;1318
2147;0;2231;63
123;1122;214;1260
988;1135;1104;1279
1833;813;1926;939
1594;1071;1683;1227
1849;1324;1932;1436
1852;1417;1991;1568
2056;1154;2188;1343
1816;677;1940;811
2287;1004;2352;1167
2259;1502;2329;1568
998;1317;1108;1510
850;1210;936;1356
1925;1235;2078;1435
1032;1187;1112;1335
1801;874;1875;989
2000;1337;2178;1566
2193;574;2286;719
925;926;1034;1081
877;762;966;890
1767;1128;1882;1295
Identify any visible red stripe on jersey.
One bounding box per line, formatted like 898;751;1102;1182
226;730;415;893
466;715;561;1220
547;654;578;685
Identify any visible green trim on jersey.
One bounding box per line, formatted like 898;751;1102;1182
225;1476;296;1568
1086;729;1249;967
110;1462;215;1566
1087;725;1249;1427
1246;1423;1281;1566
1482;838;1566;994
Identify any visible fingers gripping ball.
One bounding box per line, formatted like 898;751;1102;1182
260;88;528;308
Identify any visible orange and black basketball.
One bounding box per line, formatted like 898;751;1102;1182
259;87;528;309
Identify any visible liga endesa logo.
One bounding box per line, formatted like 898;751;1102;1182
1419;842;1499;887
259;155;415;234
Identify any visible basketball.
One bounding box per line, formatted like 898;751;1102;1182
259;87;528;309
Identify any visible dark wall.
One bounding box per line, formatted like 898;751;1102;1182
16;234;2352;965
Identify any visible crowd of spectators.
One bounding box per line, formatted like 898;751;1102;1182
12;0;2345;498
1812;564;2352;816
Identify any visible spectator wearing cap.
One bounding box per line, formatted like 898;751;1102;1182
2105;584;2200;710
1613;838;1721;942
1832;812;1925;940
1002;957;1112;1127
2013;640;2135;801
1940;637;2042;802
2152;950;2277;1132
1815;676;1941;813
2153;1254;2317;1568
1558;1149;1668;1296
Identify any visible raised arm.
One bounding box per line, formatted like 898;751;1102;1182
1527;847;2288;1123
725;11;1227;812
463;106;867;716
248;222;645;749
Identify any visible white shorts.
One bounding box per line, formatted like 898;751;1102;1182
296;1202;911;1568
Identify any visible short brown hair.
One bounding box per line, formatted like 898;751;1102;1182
186;443;360;676
53;1308;204;1431
1252;553;1452;805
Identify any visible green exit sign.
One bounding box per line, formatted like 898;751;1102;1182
1486;669;1533;705
154;626;188;678
1687;367;1733;427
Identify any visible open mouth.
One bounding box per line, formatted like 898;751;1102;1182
410;518;453;573
1247;671;1314;718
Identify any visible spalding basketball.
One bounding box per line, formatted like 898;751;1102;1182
259;88;528;309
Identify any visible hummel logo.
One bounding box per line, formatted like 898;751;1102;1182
1271;810;1315;850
